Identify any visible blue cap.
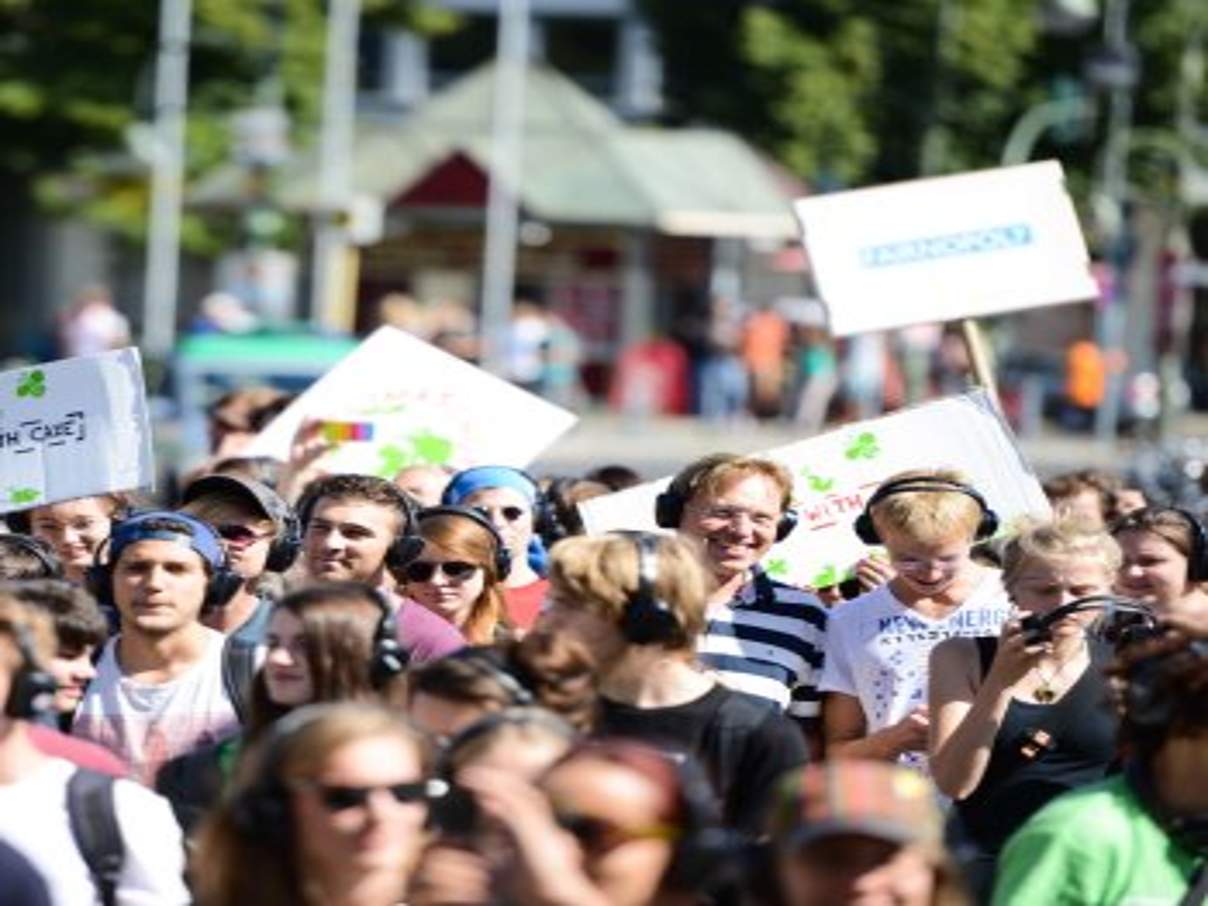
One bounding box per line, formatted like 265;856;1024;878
108;511;226;570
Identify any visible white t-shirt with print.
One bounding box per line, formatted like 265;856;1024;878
72;628;240;786
820;570;1011;769
0;756;189;905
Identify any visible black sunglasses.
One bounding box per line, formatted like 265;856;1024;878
403;560;480;583
553;811;675;853
310;780;441;813
473;505;526;523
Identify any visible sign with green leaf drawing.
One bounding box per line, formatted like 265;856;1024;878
0;349;153;515
245;327;577;476
578;390;1051;590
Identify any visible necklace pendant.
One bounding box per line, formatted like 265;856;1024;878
1034;686;1055;704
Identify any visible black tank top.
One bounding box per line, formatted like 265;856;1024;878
953;637;1118;855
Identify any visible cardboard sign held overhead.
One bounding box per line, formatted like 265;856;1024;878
794;160;1097;336
0;349;154;515
577;390;1051;589
245;327;578;475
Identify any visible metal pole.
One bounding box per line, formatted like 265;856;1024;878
1093;0;1135;443
141;0;192;360
310;0;361;332
479;0;530;376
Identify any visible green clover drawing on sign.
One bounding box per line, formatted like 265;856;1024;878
799;467;835;492
764;558;789;578
810;563;840;588
410;431;453;465
376;444;409;478
16;370;46;399
844;431;880;460
7;487;40;505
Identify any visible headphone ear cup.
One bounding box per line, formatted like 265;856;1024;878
853;511;880;545
84;564;113;608
495;545;512;582
264;514;302;574
775;509;798;543
230;780;291;843
978;508;1001;542
204;568;245;611
620;600;682;646
386;536;425;573
653;491;682;530
4;666;57;719
370;635;409;689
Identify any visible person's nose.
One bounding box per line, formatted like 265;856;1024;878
267;644;295;667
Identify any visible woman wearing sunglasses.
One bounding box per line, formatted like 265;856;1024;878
157;582;399;834
397;506;510;645
195;702;436;906
441;467;550;632
928;520;1122;902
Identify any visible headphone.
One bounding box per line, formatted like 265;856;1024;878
853;476;999;545
449;647;534;707
0;533;64;580
83;512;244;613
616;532;685;648
183;474;302;574
440;466;556;540
230;704;446;844
654;455;798;543
357;586;409;690
3;620;58;720
415;506;512;580
296;476;425;573
1168;508;1208;583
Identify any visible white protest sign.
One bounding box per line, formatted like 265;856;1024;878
578;390;1051;589
245;327;578;475
794;160;1097;337
0;349;154;515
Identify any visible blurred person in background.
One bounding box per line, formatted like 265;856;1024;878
1041;469;1120;529
542;477;611;544
543;532;808;832
1111;507;1208;626
194;703;437;906
0;535;62;582
7;493;130;585
394;465;453;508
766;760;969;906
57;284;130;358
696;295;748;421
790;321;838;433
180;473;300;644
441;467;550;633
742;301;789;419
395;507;511;645
992;631;1208;905
205;386;292;463
156;581;408;834
585;464;643;493
928;521;1122;900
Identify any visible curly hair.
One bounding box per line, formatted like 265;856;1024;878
1109;631;1208;759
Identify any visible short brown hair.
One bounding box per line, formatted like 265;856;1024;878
2;580;107;653
547;534;710;649
676;454;794;514
298;474;415;534
1110;507;1202;564
0;593;56;677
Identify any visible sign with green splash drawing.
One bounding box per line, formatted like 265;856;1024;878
245;327;577;477
578;390;1051;590
0;349;153;515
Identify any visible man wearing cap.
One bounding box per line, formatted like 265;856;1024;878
71;512;242;784
767;760;964;906
179;473;297;645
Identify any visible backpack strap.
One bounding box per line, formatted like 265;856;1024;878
221;634;258;725
66;769;123;906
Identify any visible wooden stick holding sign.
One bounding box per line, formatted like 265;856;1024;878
960;318;1001;409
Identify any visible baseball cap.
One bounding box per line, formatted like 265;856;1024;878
108;511;227;571
182;474;290;530
768;761;944;860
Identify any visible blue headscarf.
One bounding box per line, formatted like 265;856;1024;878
442;466;548;576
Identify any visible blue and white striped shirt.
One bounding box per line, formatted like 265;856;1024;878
696;566;827;725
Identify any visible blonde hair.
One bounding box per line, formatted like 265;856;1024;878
1001;519;1122;593
680;454;794;512
547;534;710;648
0;594;56;674
868;469;985;545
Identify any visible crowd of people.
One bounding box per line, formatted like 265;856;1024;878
0;386;1206;906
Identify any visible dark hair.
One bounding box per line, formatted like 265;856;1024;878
298;474;416;534
1110;507;1200;563
1109;631;1208;759
1;580;108;652
544;478;611;539
0;535;62;581
1042;469;1119;518
584;464;642;492
247;583;388;739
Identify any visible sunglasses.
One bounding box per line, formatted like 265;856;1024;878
308;780;438;813
553;811;676;854
216;524;273;547
472;505;527;523
403;560;480;583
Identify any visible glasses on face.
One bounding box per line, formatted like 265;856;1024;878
553;810;677;854
698;506;777;531
306;780;436;813
216;524;274;548
403;560;480;583
472;505;527;523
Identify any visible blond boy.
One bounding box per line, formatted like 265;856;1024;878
821;469;1011;769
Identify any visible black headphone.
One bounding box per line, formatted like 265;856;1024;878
1168;508;1208;583
654;454;798;543
359;586;409;689
83;513;244;614
415;506;512;580
0;533;64;580
853;476;999;545
615;532;685;648
296;476;425;573
230;704;445;844
3;620;58;720
441;466;556;541
182;475;303;574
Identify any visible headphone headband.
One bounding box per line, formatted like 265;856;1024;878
415;506;512;581
615;531;685;647
854;475;999;545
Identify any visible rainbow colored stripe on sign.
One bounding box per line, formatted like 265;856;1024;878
321;421;375;443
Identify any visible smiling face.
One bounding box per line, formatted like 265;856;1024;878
48;644;97;714
264;608;313;707
303;498;399;584
678;473;783;582
29;496;117;581
1115;529;1193;614
111;539;210;636
879;527;974;601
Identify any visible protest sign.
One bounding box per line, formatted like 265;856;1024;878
244;327;578;475
794;160;1097;337
577;390;1051;589
0;349;154;515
